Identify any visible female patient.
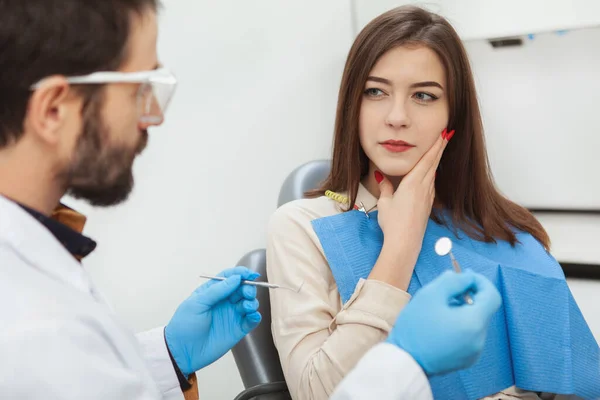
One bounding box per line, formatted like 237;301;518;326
267;5;599;400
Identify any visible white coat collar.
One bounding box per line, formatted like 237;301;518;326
0;195;95;295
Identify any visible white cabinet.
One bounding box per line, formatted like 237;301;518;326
464;27;600;211
352;0;600;40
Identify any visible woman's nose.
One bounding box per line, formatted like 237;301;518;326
385;99;410;128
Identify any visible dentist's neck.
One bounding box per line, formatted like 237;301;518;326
0;139;65;215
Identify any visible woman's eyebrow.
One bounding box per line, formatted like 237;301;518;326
366;76;444;90
410;81;444;90
366;76;392;85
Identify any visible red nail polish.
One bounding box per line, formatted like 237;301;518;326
374;171;384;183
441;128;447;139
446;130;455;141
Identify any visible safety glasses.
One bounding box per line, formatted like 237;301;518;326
31;68;177;125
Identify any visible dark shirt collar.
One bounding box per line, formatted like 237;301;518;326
17;202;97;261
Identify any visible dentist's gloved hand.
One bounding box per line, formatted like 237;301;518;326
164;267;262;377
387;270;501;376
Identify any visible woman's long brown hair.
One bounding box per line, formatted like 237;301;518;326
308;5;550;249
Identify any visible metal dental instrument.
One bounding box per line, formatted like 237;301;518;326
434;237;474;305
199;274;304;293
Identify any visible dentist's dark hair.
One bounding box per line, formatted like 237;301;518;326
0;0;161;147
308;5;550;249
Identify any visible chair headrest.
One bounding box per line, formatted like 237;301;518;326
237;248;267;276
277;160;330;207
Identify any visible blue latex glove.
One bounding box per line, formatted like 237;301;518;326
164;267;262;377
387;270;502;376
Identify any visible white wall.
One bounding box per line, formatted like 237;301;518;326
63;1;354;398
62;1;600;398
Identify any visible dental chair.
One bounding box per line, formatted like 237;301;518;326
232;160;330;400
277;159;331;208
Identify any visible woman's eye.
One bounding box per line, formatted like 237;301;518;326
364;88;385;97
414;92;437;103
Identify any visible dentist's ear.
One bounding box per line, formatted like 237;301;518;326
25;77;76;146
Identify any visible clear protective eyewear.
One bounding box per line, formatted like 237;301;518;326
30;68;177;125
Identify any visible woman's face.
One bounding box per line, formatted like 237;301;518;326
359;45;449;178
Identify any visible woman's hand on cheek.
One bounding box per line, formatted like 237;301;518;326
371;131;448;288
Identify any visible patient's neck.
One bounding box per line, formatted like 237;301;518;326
362;171;442;210
362;172;402;199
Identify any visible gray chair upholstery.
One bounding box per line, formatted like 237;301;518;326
232;160;331;400
232;249;289;400
277;160;330;207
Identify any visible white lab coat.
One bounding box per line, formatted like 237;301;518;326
330;342;433;400
0;196;184;400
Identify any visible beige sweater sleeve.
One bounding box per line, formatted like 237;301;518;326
266;200;411;400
